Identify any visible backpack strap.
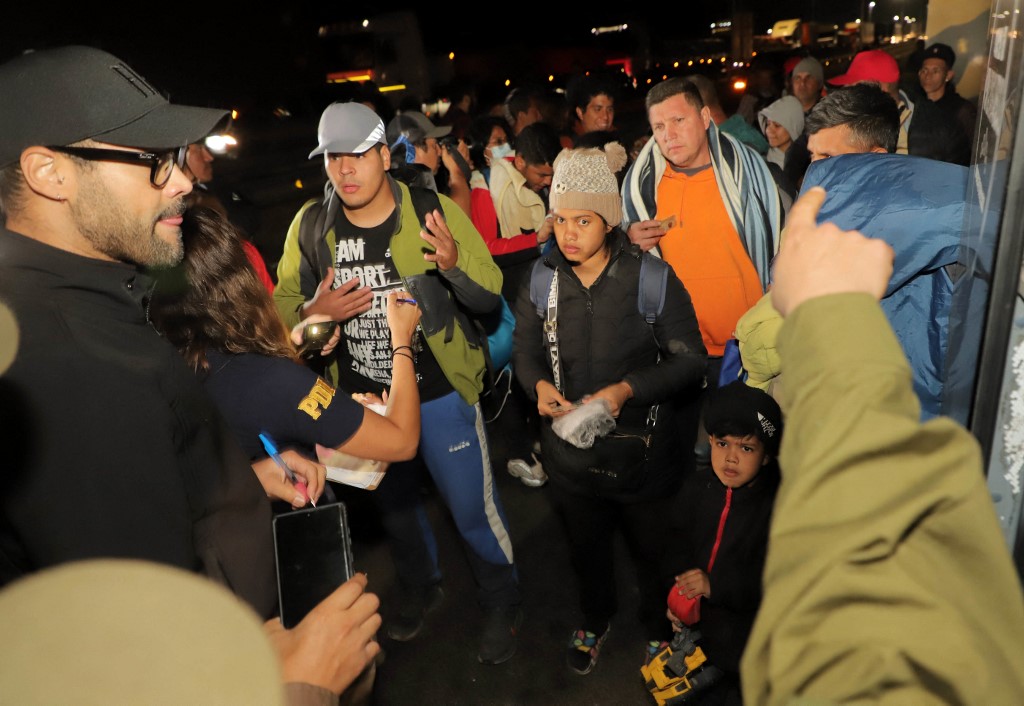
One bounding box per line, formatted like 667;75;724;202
529;257;555;318
637;254;670;324
407;186;442;229
531;253;667;324
316;181;337;240
407;185;509;392
296;183;340;277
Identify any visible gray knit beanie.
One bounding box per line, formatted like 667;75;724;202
549;143;626;227
792;56;824;85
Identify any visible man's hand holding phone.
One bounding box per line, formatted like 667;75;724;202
627;216;675;252
264;573;381;695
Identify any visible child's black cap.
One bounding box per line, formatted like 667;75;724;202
703;382;784;456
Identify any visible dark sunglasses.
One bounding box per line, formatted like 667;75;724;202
48;145;188;188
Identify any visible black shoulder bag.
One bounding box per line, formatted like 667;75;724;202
539;269;658;494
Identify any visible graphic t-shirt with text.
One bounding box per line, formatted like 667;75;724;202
331;209;452;402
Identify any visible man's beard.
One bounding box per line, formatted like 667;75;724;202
71;175;184;268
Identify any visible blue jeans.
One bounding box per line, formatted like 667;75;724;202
372;391;520;608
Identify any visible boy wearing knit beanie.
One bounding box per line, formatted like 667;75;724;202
546;142;627;274
513;143;708;676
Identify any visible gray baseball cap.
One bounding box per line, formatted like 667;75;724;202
309;102;387;158
386;110;451;147
0;46;229;167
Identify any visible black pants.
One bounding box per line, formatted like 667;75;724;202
548;483;675;639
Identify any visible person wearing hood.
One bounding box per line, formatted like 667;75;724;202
758;95;805;170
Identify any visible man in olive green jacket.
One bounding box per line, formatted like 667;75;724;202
274;102;521;666
741;187;1024;705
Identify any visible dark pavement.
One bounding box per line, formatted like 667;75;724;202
333;400;658;706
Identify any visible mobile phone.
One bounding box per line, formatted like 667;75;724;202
273;502;354;629
297;320;338;359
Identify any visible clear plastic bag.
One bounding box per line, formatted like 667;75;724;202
551;398;617;449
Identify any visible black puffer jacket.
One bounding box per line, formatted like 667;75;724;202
513;232;707;501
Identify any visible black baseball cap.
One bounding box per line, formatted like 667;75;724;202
923;43;956;69
0;46;229;167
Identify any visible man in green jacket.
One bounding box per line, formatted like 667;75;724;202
741;187;1024;704
274;102;522;666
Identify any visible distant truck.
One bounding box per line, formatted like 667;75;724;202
768;19;802;45
759;18;839;50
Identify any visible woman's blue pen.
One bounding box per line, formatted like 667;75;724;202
258;432;313;507
397;298;417;304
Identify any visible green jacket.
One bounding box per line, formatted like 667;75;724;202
741;294;1024;705
734;291;783;398
273;177;502;405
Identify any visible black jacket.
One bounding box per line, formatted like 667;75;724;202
0;228;277;618
512;232;707;500
908;89;977;166
663;464;780;673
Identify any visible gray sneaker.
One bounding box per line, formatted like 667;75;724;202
506;453;547;487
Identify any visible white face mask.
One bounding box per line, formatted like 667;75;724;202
488;142;514;162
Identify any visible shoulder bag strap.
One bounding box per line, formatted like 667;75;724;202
544;269;564;394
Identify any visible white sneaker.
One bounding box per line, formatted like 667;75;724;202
507;453;547;487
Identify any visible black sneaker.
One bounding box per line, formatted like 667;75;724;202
477;604;523;665
566;624;610;675
385;583;444;642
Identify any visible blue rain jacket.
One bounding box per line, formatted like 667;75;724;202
799;153;966;419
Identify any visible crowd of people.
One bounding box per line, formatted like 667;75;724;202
1;40;1023;706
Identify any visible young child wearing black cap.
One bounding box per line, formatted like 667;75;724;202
658;381;783;702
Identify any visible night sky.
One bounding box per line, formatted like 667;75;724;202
3;2;924;108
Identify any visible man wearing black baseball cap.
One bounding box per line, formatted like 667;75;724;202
913;42;977;165
0;47;382;699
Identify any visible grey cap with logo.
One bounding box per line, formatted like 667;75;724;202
309;102;387;158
